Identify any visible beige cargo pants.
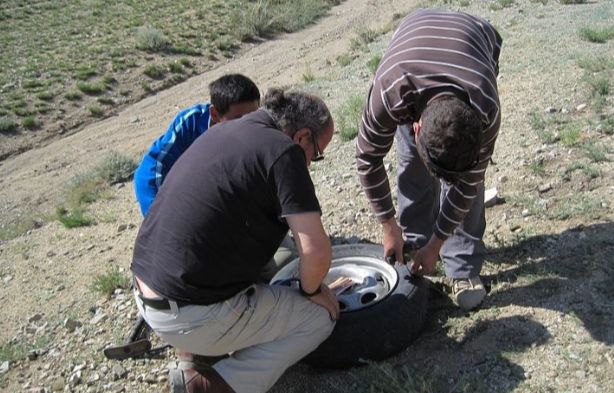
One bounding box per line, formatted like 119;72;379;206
134;283;335;393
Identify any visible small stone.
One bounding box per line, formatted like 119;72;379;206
561;108;569;114
89;312;107;325
86;244;95;250
498;175;508;183
112;364;128;380
117;224;128;233
46;251;56;257
51;378;65;392
576;103;587;112
544;107;557;113
27;350;38;361
521;209;531;217
69;371;82;386
2;275;13;284
64;318;82;333
0;360;9;374
510;224;521;232
538;183;552;193
55;284;65;292
29;313;43;323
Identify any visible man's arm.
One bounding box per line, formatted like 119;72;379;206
356;79;409;263
286;212;339;320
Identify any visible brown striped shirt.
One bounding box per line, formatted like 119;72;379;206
356;9;502;240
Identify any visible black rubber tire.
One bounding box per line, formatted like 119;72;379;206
303;266;428;369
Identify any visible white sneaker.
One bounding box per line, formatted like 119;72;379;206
452;276;486;311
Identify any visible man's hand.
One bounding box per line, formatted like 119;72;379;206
308;284;340;321
382;217;405;264
409;234;444;275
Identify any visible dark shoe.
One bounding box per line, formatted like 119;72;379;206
169;364;235;393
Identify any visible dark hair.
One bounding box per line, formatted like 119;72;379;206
416;96;483;184
209;74;260;116
262;88;332;137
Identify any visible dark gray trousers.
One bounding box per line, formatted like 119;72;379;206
395;125;486;279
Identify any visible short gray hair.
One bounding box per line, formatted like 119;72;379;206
262;88;332;137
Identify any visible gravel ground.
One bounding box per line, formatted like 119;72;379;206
1;0;613;392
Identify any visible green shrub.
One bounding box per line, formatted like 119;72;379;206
559;0;586;3
350;27;379;51
579;26;614;43
22;80;43;89
36;91;54;101
559;123;582;146
168;62;184;74
367;54;382;74
337;94;364;141
577;56;613;72
77;81;106;95
582;141;609;162
97;97;115;105
588;75;610;97
180;58;193;68
231;0;336;41
144;64;165;79
95;151;137;184
57;206;93;228
91;266;130;298
0;118;18;134
88;106;104;117
337;53;352;67
136;26;169;52
65;91;82;101
74;67;98;81
21;116;39;130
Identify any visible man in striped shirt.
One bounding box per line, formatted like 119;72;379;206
356;9;502;310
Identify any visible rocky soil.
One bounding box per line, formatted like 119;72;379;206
0;0;613;392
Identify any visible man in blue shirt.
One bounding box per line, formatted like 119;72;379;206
134;74;261;216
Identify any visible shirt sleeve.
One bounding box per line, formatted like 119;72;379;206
269;145;321;217
355;81;403;222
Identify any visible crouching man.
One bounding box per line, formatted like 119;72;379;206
131;88;338;393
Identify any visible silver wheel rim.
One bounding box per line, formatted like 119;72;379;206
271;244;398;312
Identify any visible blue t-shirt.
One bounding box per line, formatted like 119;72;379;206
134;103;212;215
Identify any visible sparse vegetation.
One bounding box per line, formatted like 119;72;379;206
336;94;364;141
88;106;104;117
77;81;106;95
56;151;137;228
337;53;352;67
559;123;582;146
0;117;18;134
231;0;340;41
0;216;42;242
144;64;166;79
21;116;39;130
582;140;609;162
367;54;382;74
135;26;169;52
579;25;614;43
91;266;130;298
350;27;379;51
64;91;82;101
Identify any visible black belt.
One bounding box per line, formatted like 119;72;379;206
138;295;190;310
138;287;255;311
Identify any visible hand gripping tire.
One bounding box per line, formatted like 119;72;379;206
271;244;428;369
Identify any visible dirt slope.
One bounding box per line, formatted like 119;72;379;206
0;0;613;392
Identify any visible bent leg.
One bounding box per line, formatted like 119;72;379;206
396;125;439;248
137;284;334;393
439;181;487;278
